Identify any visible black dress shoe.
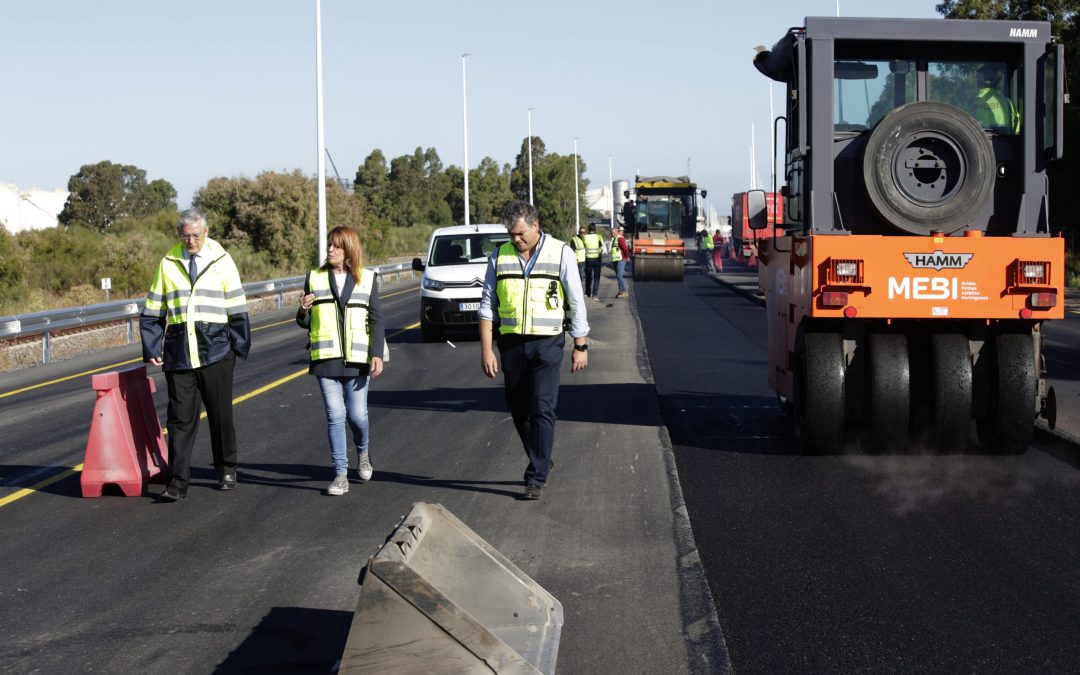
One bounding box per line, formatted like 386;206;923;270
159;488;186;502
217;473;236;491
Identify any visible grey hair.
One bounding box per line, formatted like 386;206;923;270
177;208;208;233
501;200;539;229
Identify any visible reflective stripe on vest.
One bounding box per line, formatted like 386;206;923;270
308;267;375;363
610;236;623;262
571;236;586;263
582;233;602;259
495;237;566;336
976;88;1020;132
143;238;247;368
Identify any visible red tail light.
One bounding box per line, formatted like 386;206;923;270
1029;292;1057;308
821;291;848;307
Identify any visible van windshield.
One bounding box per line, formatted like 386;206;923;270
429;232;510;266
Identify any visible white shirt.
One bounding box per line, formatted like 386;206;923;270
333;270;348;296
182;249;202;279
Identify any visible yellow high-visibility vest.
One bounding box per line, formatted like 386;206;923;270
495;237;566;336
976;88;1020;133
610;236;623;262
143;238;247;369
571;235;586;263
308;267;375;364
582;233;602;259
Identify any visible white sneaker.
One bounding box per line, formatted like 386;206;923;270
358;453;373;481
327;475;349;496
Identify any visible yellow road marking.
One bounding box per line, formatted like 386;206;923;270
388;322;420;338
0;463;85;508
0;367;310;508
0;358;142;399
253;318;295;331
381;286;419;299
0;317;298;400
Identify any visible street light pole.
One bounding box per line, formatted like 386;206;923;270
527;108;534;206
315;0;327;263
462;53;472;228
573;137;580;231
608;155;614;231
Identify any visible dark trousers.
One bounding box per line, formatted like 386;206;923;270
585;258;602;297
498;333;565;487
577;261;585;283
164;352;237;492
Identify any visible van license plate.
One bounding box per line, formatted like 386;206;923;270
459;302;480;311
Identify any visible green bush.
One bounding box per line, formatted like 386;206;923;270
382;223;435;261
18;226;104;294
227;242;281;282
1066;249;1080;288
0;225;27;310
99;227;174;296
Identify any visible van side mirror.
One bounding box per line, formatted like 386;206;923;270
700;189;707;199
747;190;768;230
412;257;425;272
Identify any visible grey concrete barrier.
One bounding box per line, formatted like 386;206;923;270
340;502;563;674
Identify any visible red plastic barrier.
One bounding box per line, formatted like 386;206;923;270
81;365;168;498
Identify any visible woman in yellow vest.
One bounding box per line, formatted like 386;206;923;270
297;226;385;496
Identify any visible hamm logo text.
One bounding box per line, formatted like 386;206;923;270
903;250;974;271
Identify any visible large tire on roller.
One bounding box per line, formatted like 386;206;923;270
862;102;995;235
976;333;1035;455
930;333;972;452
867;333;910;452
793;328;845;454
632;257;650;281
633;256;683;282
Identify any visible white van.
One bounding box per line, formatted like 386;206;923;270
411;224;510;342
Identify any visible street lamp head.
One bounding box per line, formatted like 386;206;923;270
462;52;471;58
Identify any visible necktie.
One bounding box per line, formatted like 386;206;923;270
188;255;197;283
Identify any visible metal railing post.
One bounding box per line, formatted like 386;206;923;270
42;331;51;364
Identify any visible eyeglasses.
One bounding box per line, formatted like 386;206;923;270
179;233;203;241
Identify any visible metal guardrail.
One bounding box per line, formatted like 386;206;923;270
0;261;414;363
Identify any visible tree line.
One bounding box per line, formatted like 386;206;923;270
0;138;592;315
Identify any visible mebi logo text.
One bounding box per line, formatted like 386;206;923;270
888;277;959;300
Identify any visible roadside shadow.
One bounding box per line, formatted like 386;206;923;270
370;383;663;427
1034;428;1080;471
659;391;802;456
234;463;330;492
213;606;353;674
374;470;523;498
0;464;87;498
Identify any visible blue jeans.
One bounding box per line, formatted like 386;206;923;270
317;376;370;476
614;260;626;292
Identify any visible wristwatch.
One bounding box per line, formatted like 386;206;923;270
574;343;588;352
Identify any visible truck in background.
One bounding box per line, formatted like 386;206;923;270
731;190;784;264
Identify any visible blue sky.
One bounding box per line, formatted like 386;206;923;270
0;0;938;216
